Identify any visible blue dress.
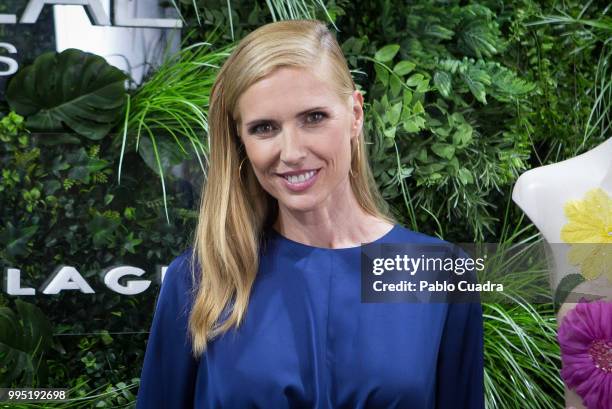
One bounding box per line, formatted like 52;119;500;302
136;224;484;408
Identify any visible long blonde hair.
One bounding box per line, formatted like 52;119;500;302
189;19;395;358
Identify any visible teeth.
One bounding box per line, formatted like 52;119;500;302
284;170;316;184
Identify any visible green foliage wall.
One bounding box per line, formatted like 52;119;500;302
0;109;199;394
0;0;609;407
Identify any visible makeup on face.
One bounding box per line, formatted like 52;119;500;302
236;65;359;215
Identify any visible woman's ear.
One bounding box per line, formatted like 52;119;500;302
351;90;364;139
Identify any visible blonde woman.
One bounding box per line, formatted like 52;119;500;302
136;19;484;408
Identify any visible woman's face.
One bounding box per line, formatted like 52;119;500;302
235;64;363;216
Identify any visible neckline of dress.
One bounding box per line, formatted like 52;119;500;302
267;223;400;252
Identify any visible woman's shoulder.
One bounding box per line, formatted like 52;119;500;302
169;247;196;269
164;247;196;282
159;247;198;307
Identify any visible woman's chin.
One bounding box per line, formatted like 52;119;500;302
277;196;321;213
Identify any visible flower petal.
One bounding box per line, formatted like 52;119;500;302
558;300;612;409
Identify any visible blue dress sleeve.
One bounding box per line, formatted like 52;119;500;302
435;299;484;409
136;250;199;409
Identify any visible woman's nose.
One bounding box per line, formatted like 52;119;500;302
279;125;307;164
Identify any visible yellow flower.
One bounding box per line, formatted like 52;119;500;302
560;188;612;282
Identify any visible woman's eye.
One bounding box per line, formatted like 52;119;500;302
248;113;326;135
306;112;326;124
250;123;273;135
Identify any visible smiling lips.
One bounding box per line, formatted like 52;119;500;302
278;168;320;192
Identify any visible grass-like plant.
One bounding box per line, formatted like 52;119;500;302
262;0;338;29
117;29;234;223
483;300;563;409
524;2;611;160
5;379;139;408
525;5;611;146
170;0;338;41
480;198;564;408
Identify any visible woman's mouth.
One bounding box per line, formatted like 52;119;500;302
278;169;320;192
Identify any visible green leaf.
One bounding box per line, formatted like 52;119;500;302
374;63;389;87
0;300;53;386
399;166;413;179
14;300;53;353
383;126;397;139
489;63;537;100
402;89;413;107
412;100;424;114
104;194;114;206
35;133;81;146
419;163;447;174
406;73;424;87
0;222;39;258
373;99;385;117
414;116;426;129
449;112;465;126
458;168;474;185
433;127;451;138
433;71;452;98
247;2;260;24
124;232;143;254
425;24;455;40
431;143;455;159
553;274;586;313
43;180;61;195
374;44;400;63
87;213;121;248
402;119;419;133
387;102;402;126
464;62;492;85
417;149;428;162
6;48;127;140
452;123;473;147
416;77;430;93
99;330;114;346
138;136;186;177
65;148;109;183
462;73;487;104
393;60;416;76
389;74;402;98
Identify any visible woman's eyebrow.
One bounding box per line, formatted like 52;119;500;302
244;106;328;127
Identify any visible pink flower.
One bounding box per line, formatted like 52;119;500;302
557;299;612;409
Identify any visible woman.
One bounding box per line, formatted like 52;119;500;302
136;19;484;408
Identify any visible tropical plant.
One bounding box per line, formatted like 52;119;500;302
5;49;127;140
0;299;54;388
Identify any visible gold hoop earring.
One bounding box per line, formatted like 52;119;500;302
238;157;247;182
350;139;360;178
